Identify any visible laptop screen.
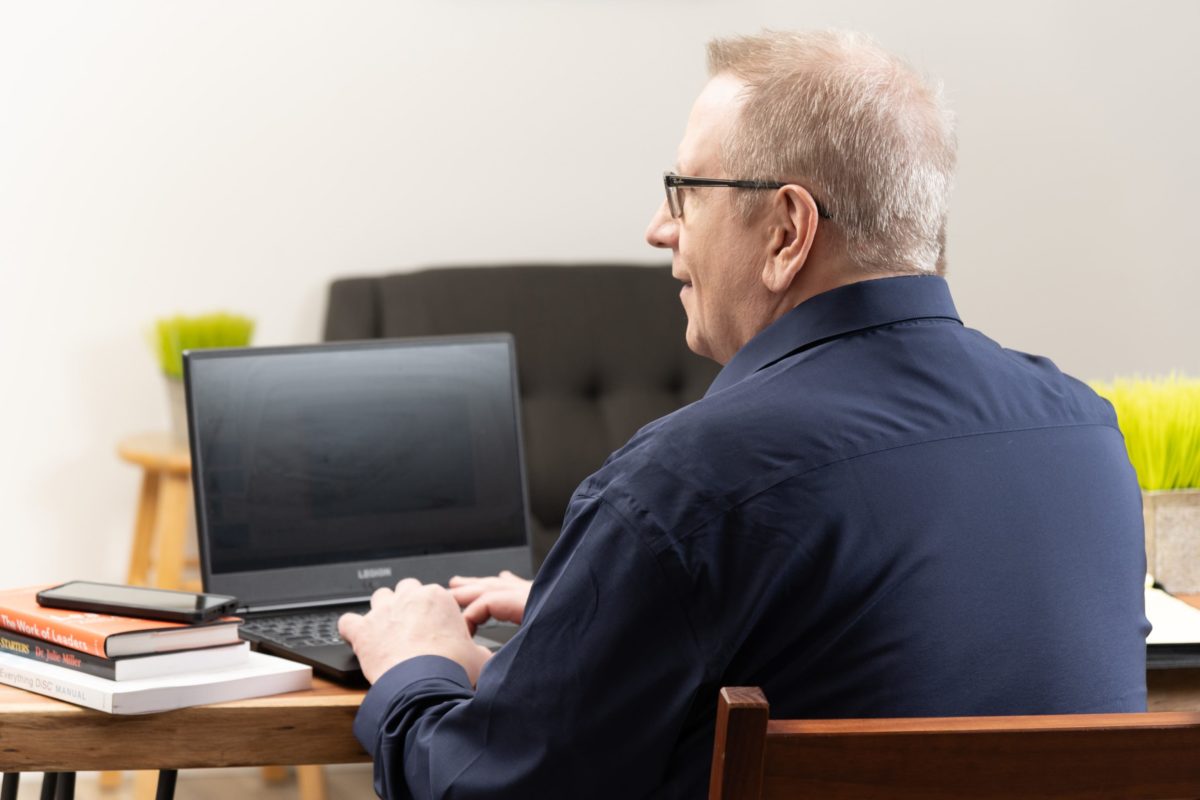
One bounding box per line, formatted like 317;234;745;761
186;336;529;594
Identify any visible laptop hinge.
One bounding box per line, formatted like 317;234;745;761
239;596;372;615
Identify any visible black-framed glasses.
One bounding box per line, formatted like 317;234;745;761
663;171;831;220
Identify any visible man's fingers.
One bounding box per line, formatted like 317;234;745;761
370;587;392;609
338;612;364;644
449;583;488;606
450;572;526;591
462;590;525;627
395;577;421;593
448;577;504;604
462;596;496;633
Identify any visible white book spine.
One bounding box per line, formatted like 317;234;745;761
0;651;311;715
0;659;113;712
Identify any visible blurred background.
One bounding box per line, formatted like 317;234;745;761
1;0;1197;590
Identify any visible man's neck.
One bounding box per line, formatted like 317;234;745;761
780;254;892;319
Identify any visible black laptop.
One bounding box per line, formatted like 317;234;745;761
183;335;533;683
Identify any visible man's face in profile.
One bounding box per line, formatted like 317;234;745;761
645;74;776;365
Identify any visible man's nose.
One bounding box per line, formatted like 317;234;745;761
645;200;678;250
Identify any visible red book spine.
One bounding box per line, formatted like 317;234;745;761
0;609;108;658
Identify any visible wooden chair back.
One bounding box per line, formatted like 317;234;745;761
709;686;1200;799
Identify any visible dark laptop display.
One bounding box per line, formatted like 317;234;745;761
184;335;533;681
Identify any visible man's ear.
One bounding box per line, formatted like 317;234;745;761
762;185;820;294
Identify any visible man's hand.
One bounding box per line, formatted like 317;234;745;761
338;579;493;686
448;570;533;634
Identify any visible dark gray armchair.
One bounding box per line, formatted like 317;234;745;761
323;264;720;568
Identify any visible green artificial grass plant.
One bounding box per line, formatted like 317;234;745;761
1091;374;1200;491
153;312;254;379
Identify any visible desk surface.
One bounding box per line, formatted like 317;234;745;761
5;598;1200;773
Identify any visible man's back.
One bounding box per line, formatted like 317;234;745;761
349;275;1147;799
583;274;1147;793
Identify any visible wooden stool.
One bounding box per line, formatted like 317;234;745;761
117;433;196;591
113;433;327;800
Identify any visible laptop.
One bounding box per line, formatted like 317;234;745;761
183;334;534;683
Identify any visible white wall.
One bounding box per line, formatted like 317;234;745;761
1;0;1197;589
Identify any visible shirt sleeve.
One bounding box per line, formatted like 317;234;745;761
351;492;707;799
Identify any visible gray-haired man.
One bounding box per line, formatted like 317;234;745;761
341;30;1147;799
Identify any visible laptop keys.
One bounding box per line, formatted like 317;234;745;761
241;608;368;648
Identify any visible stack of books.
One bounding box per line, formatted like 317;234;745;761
0;585;311;714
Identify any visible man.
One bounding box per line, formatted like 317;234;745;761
339;29;1148;799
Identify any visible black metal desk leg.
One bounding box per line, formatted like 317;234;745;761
38;773;57;800
155;769;178;800
1;773;19;800
53;772;75;800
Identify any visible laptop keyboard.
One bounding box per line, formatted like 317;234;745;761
241;607;368;648
241;606;517;652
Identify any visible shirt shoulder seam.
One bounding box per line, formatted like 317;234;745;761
663;421;1124;547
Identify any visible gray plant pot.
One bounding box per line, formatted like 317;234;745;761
1145;489;1200;593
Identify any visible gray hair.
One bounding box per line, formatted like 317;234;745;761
707;30;956;274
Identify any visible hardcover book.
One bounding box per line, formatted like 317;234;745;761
0;586;241;658
0;650;311;714
0;629;249;680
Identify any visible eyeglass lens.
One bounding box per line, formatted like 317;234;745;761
664;172;682;218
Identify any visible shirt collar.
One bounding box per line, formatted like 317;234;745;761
705;274;962;397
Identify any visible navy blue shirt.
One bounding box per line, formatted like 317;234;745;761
354;275;1148;799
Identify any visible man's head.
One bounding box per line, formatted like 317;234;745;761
646;29;956;363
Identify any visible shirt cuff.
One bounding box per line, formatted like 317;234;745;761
353;655;474;757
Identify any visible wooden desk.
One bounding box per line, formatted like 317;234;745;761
4;599;1200;779
3;668;1200;771
0;677;369;773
